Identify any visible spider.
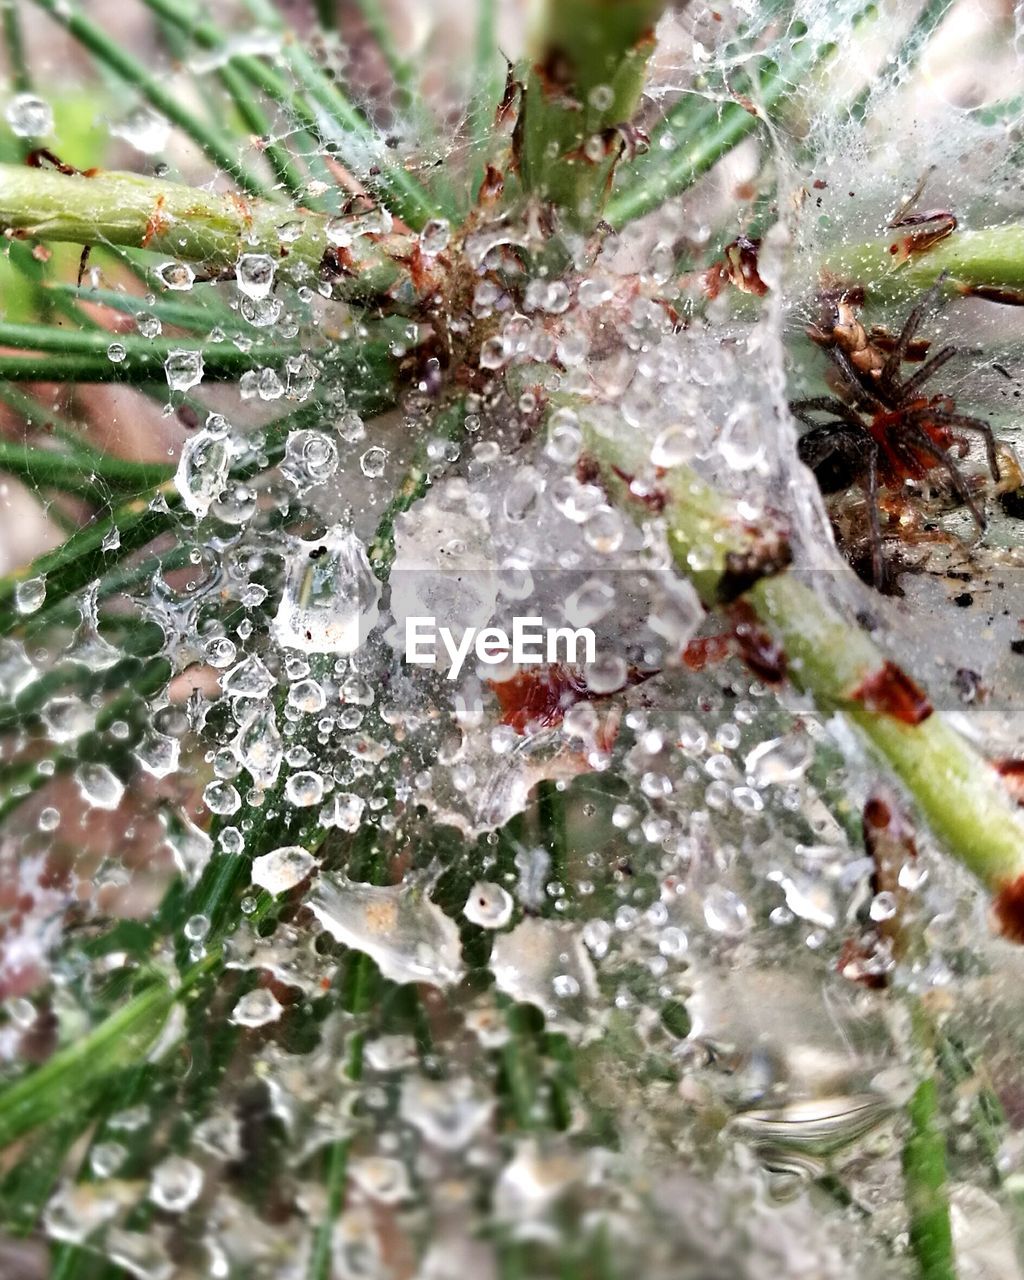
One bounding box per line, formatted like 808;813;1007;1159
790;284;1001;589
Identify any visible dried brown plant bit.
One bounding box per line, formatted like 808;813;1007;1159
489;663;655;736
25;147;100;178
730;602;787;684
994;759;1024;804
704;235;768;299
716;530;792;604
837;934;890;989
992;873;1024;943
477;164;505;207
958;282;1024;307
887;211;957;264
680;604;785;684
848;661;933;725
863;789;919;893
609;464;667;513
885;176;957;263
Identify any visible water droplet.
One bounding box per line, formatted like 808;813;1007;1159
583;505;623;553
869;891;898;922
251;844;316;894
165;348;205;392
41;696;91;743
703;885;750;936
203;780;241;816
419;218;450;255
463;881;514;929
156;261;196;291
6;93;53;137
15;576;46;615
38;806;60;832
360;446;387;477
491;918;597;1033
76;763;125;810
744;734;812;786
287;678;326;713
234;705;283;788
350;1156;411;1204
149;1154;203;1212
204;636;236;669
718;401;765;471
106;1227;174;1279
110;106;170;153
309;873;464;988
90;1142;127;1179
231;987;285;1027
271;529;380;655
320;791;364;831
399;1075;493;1150
174;428;233;518
284;770;323;807
584;654;627;695
235;252;275;299
221;654;276;699
281;429;338;496
651;424;697;467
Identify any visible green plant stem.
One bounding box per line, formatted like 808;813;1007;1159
353;0;413;102
903;1009;957;1280
519;0;668;228
0;163;406;297
1;0;30;95
0;316;292;367
849;0;956;123
605;56;795;228
48;283;242;332
0;958;216;1151
817;225;1024;302
28;0;273;200
0;481;180;636
467;0;503;196
0;440;173;496
241;0;450;228
590;432;1024;906
218;61;311;200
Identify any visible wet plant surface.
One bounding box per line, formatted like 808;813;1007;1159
1;1;1024;1277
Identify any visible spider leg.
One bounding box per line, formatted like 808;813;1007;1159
863;434;886;588
899;419;987;530
789;397;866;432
897;345;957;400
828;346;885;412
911;408;1001;482
879;278;947;397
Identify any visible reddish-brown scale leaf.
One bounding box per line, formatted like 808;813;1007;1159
490;665;593;735
681;634;731;672
731;602;787;684
848;661;933;725
995;759;1024;804
993;873;1024;943
609;464;666;513
490;664;655;736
